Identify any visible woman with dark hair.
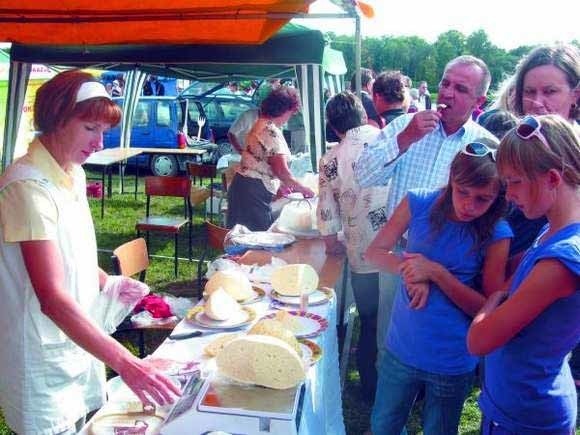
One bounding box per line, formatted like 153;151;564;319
366;137;512;434
227;86;314;231
0;70;180;434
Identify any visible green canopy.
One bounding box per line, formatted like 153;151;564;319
3;23;343;171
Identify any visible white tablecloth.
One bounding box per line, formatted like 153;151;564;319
147;284;346;435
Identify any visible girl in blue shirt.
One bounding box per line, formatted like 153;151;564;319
468;114;580;434
367;137;512;434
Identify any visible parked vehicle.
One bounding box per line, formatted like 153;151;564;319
103;92;256;176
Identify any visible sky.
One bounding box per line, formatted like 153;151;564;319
296;0;579;50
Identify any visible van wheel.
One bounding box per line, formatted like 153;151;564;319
150;154;178;176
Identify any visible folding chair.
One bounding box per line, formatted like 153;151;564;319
196;221;229;298
111;237;177;357
136;176;192;277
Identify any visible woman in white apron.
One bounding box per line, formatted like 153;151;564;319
0;70;180;434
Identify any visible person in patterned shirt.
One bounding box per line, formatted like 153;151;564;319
317;91;386;404
226;86;314;231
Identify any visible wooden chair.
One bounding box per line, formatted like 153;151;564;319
111;237;177;357
186;162;224;223
196;221;229;297
136;176;192;277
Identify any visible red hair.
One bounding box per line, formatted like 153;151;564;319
34;69;122;134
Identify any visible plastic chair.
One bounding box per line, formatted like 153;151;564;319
136;176;192;277
196;221;229;297
186;162;224;223
111;237;177;357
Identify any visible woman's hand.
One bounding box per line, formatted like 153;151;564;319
117;356;182;406
406;281;430;309
292;184;315;199
399;252;436;283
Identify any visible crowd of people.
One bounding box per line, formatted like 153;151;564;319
0;41;577;434
317;43;578;435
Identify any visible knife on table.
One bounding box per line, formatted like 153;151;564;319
168;330;222;340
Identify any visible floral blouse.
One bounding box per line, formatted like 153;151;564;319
238;117;291;194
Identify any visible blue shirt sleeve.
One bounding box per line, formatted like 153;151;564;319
490;219;514;243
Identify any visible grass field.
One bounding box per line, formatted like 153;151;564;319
0;169;578;434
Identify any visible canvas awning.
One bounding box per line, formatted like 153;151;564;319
2;23;348;171
0;1;313;45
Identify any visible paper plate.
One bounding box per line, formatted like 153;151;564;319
186;306;256;330
261;311;328;339
270;288;333;307
299;339;322;366
202;286;265;305
229;231;295;248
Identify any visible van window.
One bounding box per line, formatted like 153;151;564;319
222;101;253;123
157;100;171;127
133;102;149;126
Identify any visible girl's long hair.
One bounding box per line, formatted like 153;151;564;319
430;138;507;251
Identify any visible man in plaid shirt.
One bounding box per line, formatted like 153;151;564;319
355;55;496;363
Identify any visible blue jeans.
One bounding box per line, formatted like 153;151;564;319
372;350;474;435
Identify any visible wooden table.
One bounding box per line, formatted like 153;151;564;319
239;238;345;289
85;147;143;218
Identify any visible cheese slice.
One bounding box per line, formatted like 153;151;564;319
271;264;319;296
204;287;239;321
249;319;302;355
205;270;254;302
204;333;243;357
216;335;306;390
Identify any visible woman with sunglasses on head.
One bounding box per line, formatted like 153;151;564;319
366;137;512;435
468;114;580;435
0;70;180;434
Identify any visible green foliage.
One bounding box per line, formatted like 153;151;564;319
326;28;578;97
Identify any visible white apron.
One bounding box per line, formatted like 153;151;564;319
0;161;106;435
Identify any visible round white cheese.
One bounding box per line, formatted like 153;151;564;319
204;287;239;321
271;263;319;296
205;269;254;301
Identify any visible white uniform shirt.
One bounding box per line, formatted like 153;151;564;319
0;140;105;434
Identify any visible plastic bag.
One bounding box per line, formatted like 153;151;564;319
205;257;244;280
92;275;150;334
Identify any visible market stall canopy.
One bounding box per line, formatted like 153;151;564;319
2;22;346;171
0;0;314;45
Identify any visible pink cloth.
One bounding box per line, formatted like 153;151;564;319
134;294;172;318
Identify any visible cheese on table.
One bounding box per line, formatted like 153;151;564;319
205;269;254;301
249;319;302;355
204;287;239;321
204;333;243;357
271;264;319;296
216;335;306;390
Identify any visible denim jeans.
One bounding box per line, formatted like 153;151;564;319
351;271;379;400
372;350;474;435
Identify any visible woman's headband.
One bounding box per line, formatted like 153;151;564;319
75;81;111;103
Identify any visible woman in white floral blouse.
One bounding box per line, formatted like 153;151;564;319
227;86;314;230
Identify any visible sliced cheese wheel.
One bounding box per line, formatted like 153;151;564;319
271;264;319;296
216;335;306;390
249;319;301;355
205;270;254;302
204;333;243;357
204;287;239;321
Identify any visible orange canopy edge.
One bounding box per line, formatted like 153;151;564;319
0;0;314;45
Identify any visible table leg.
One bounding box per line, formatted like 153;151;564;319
134;158;139;200
107;165;113;198
100;166;106;219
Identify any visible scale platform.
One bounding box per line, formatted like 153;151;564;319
162;373;305;435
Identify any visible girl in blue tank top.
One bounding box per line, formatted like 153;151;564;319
468;115;580;435
367;137;513;435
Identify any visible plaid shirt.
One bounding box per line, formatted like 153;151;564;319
355;113;495;219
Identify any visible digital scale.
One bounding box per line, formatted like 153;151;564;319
162;372;305;435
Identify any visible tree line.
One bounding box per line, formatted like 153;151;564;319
327;29;579;97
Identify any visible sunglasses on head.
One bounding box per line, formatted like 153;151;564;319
516;115;550;149
462;142;496;161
